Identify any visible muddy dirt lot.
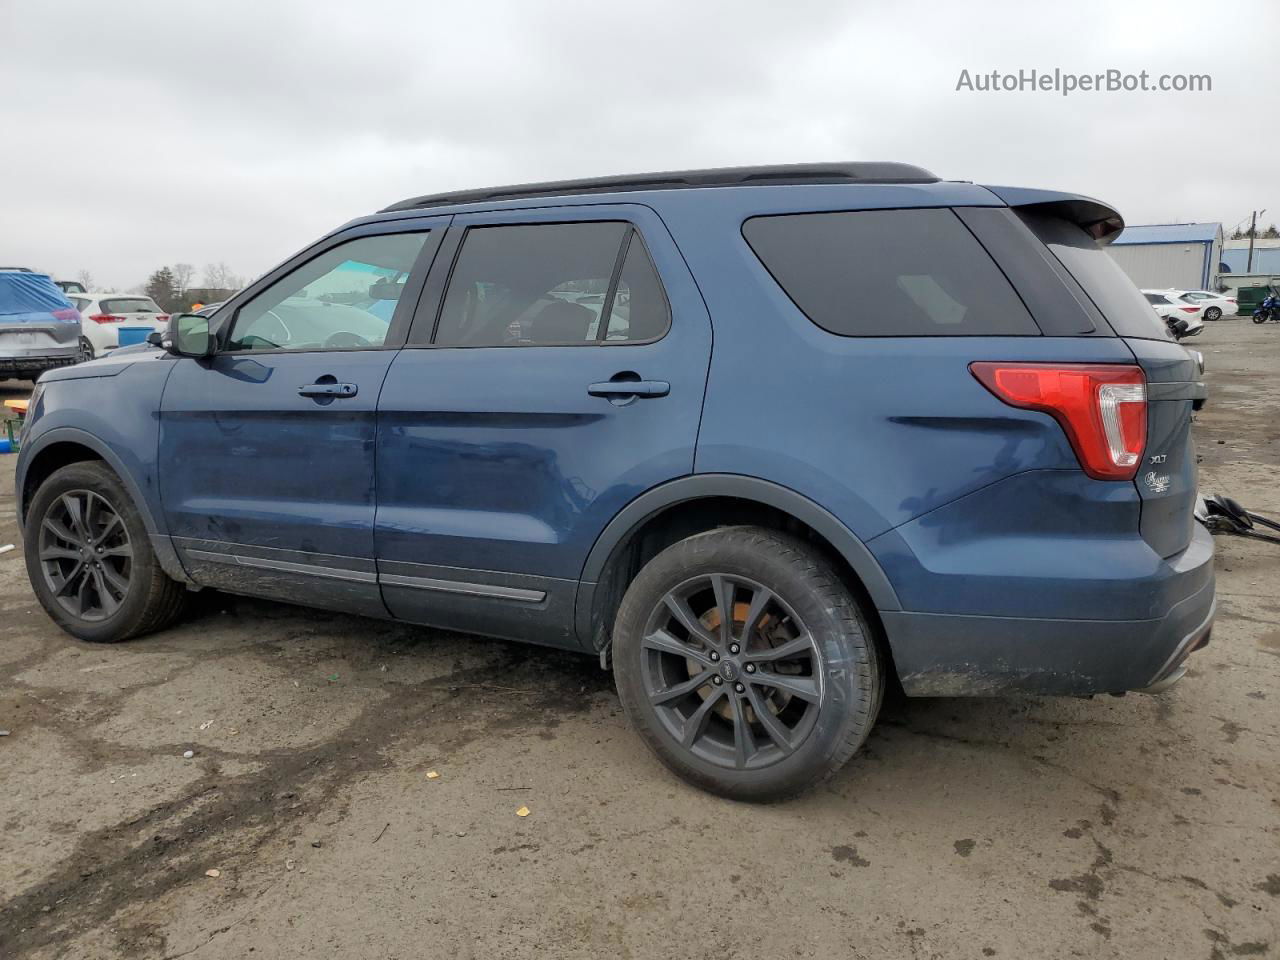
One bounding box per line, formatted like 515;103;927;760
1;322;1278;960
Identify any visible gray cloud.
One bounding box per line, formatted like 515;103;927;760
2;0;1276;289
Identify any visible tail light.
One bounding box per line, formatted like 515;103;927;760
156;314;170;323
89;314;125;324
970;363;1147;480
1227;298;1237;303
51;308;80;322
1179;307;1199;314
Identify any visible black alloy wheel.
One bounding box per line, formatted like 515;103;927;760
639;573;823;770
38;489;133;622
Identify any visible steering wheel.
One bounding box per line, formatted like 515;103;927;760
324;331;371;349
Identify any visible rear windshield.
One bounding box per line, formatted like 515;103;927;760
1018;213;1171;341
743;208;1038;337
100;297;163;314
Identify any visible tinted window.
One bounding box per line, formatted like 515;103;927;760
228;232;428;352
101;297;162;314
70;297;90;312
434;222;667;347
743;208;1038;337
1019;214;1171;341
604;233;670;342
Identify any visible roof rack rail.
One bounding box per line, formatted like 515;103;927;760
382;162;940;212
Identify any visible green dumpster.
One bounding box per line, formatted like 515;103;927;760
1234;285;1272;317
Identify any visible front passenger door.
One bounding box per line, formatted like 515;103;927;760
159;222;446;615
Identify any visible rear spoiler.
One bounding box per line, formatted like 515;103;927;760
981;185;1125;245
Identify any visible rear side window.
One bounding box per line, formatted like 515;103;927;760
433;222;669;347
101;297;162;314
70;297;90;312
743;208;1038;337
1018;213;1171;341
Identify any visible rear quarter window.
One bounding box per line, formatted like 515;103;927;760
742;208;1039;337
1017;213;1171;341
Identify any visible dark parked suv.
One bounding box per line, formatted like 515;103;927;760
17;163;1214;800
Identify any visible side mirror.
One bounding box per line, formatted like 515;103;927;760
165;313;215;357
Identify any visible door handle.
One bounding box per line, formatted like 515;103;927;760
587;379;670;399
298;382;358;398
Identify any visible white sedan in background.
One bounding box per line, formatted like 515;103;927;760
1168;289;1237;320
67;294;169;357
1142;290;1204;338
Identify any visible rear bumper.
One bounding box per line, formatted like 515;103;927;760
0;347;80;373
881;523;1216;696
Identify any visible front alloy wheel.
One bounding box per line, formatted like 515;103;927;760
38;489;133;622
25;461;188;642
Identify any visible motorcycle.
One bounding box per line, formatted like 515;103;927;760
1252;293;1280;324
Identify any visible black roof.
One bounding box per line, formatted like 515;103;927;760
382;162;939;212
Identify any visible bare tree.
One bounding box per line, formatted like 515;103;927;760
171;262;195;296
202;261;238;290
76;269;94;290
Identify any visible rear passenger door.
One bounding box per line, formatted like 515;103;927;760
374;205;711;647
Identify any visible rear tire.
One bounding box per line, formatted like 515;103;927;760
25;462;188;642
613;526;883;801
78;337;95;362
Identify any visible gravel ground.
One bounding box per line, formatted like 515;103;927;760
1;320;1277;960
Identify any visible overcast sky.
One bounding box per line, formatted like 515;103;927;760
3;0;1277;291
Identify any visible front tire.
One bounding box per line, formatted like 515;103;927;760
613;526;883;801
24;462;187;642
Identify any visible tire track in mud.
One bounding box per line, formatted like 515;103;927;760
0;640;609;958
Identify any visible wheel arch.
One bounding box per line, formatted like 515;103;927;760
575;474;901;658
18;428;191;584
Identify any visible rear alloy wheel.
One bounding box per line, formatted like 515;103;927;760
1203;307;1222;321
613;526;882;801
78;336;95;361
25;462;188;642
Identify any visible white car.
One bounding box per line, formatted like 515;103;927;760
67;293;169;357
1142;290;1204;338
1167;289;1237;320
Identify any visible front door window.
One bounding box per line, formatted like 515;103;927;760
227;232;429;352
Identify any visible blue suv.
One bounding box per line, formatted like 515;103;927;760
16;163;1214;800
